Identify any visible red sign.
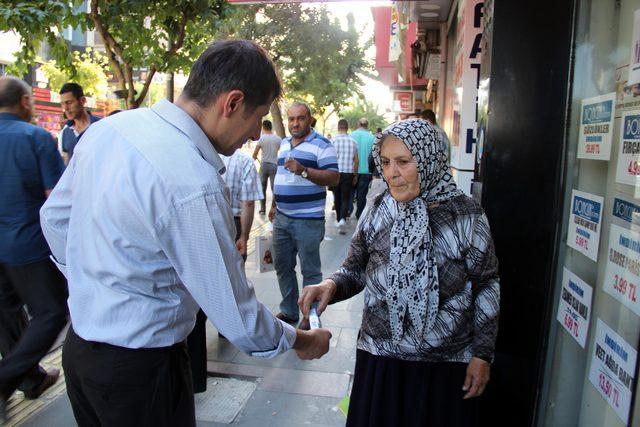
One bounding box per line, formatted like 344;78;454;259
393;91;414;113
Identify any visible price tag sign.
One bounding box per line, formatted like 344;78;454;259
567;190;604;261
603;224;640;315
577;93;616;160
556;268;592;347
616;110;640;186
588;319;637;424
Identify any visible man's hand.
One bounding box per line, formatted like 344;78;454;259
293;328;332;360
352;175;357;186
462;357;490;399
235;238;247;257
298;279;337;319
284;158;304;175
268;206;277;222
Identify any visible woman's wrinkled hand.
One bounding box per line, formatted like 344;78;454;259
462;357;490;399
298;279;337;319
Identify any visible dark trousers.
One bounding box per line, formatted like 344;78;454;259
356;174;372;219
187;216;247;394
186;310;208;393
334;173;354;222
0;259;68;399
63;328;195;427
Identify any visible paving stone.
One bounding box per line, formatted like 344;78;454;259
195;377;256;424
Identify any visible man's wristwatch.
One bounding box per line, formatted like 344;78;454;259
301;168;308;178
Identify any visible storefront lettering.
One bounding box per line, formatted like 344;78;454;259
573;196;601;222
583;101;613;124
613;199;640;224
609;248;640;276
561;287;588;319
583;124;610;134
623;140;640;155
619;234;640;255
605;334;629;363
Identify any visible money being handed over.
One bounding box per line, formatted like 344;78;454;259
309;302;322;329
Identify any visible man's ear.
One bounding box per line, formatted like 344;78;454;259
80;96;87;107
20;94;31;111
221;90;245;118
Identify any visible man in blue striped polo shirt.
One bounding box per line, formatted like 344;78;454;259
268;102;339;329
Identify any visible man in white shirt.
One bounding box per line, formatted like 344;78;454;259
40;40;331;426
252;120;281;214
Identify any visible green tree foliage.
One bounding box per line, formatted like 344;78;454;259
40;48;109;98
340;99;388;133
218;4;372;136
0;1;83;76
1;0;226;108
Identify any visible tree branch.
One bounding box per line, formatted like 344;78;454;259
135;66;157;107
89;0;128;101
89;0;126;59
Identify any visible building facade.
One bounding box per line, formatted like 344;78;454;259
375;1;640;425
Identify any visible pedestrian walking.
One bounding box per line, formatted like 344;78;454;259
41;40;331;427
350;118;376;219
421;109;451;161
330;119;358;234
300;119;500;427
0;76;68;422
252;120;281;214
59;83;100;165
269;102;339;330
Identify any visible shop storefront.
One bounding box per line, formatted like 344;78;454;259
477;0;640;425
539;0;640;425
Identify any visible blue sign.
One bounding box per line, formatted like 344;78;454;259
613;198;640;225
623;114;640;140
582;100;613;125
573;196;601;222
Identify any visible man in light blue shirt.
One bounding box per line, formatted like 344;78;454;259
40;40;331;426
350;118;376;218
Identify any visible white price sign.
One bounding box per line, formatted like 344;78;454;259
603;223;640;315
577;93;616;160
556;268;592;348
567;190;604;261
588;319;637;424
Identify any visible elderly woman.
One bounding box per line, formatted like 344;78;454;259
299;120;500;426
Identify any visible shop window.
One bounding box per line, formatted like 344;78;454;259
540;1;640;426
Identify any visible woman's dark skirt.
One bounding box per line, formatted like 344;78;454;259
347;349;478;427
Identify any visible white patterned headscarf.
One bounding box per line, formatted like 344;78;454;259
372;119;464;344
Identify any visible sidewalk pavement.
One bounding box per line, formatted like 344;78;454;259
11;197;363;427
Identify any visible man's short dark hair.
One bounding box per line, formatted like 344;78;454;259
183;40;282;110
60;82;85;100
421;109;437;123
0;76;30;108
357;118;368;129
338;119;348;130
262;120;273;130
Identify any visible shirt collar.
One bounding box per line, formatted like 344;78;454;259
151;99;225;174
286;129;321;145
66;111;99;128
0;112;24;122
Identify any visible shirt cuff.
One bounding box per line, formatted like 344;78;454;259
250;319;297;358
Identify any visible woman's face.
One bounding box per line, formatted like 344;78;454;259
380;136;420;203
